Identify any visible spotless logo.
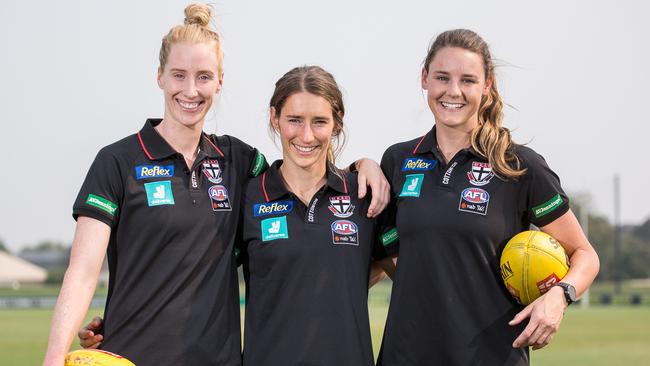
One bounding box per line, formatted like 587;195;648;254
331;219;359;245
261;216;289;242
402;158;436;171
253;201;294;217
135;165;174;180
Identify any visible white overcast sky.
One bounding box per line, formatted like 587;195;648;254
1;0;648;251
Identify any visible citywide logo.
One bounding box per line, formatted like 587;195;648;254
135;165;174;180
253;201;294;217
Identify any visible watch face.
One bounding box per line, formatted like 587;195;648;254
567;284;577;302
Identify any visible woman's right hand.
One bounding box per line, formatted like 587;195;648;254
78;316;104;349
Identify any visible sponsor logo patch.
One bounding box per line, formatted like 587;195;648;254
208;185;232;211
254;201;294;217
467;161;494;186
442;161;458;185
381;228;399;247
261;216;288;242
331;219;359;245
399;174;424;197
85;194;118;216
328;195;355;218
458;187;489;215
536;273;561;294
202;160;222;184
135;165;174;180
532;193;564;219
402;158;436;171
144;181;175;206
250;151;266;177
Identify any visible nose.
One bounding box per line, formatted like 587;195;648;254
183;78;198;98
446;80;462;98
298;123;315;143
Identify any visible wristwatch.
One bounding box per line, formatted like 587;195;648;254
555;282;577;305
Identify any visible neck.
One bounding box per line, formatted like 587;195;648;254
155;118;204;168
435;122;475;164
279;159;327;205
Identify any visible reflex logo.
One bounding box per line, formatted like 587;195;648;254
253;201;294;217
402;158;436;171
261;216;288;242
135;165;174;180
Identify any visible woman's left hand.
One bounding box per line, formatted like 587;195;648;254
355;158;390;217
509;285;567;350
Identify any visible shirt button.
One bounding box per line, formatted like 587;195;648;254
192;199;197;204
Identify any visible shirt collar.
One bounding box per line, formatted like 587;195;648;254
137;119;224;161
412;124;481;159
261;160;348;202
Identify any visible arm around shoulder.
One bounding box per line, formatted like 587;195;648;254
43;217;111;366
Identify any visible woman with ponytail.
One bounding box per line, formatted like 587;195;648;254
376;29;599;365
43;4;388;366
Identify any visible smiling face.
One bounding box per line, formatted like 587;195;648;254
271;92;336;173
157;41;223;129
422;46;491;132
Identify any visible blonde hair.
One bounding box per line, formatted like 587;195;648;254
424;29;525;179
269;65;347;170
159;3;224;78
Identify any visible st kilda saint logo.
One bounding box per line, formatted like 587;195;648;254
202;160;222;184
328;195;355;218
467;161;494;186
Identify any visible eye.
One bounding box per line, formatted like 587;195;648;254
288;118;301;124
198;74;213;81
435;75;449;82
462;78;477;84
314;119;329;125
173;73;184;80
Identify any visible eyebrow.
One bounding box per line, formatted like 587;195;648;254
286;114;331;120
432;70;479;79
168;68;215;76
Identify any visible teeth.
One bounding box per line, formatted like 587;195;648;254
441;102;463;109
178;100;199;109
294;144;317;153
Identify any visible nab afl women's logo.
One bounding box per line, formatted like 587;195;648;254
208;185;231;211
331;219;359;245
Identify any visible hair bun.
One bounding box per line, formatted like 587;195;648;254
184;3;211;27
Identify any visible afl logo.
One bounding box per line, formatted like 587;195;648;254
208;185;228;201
461;187;489;204
331;220;358;235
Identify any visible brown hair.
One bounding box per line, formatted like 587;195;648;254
269;65;346;169
424;29;525;179
159;3;224;78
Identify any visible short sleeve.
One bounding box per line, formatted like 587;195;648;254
372;147;400;259
517;147;570;227
72;147;125;228
218;135;269;180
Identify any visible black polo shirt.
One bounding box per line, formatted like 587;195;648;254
376;126;569;366
239;160;383;366
73;119;267;366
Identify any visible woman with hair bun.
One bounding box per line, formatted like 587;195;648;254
376;29;599;365
42;4;388;366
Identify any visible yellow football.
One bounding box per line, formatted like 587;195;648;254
65;349;136;366
499;230;569;305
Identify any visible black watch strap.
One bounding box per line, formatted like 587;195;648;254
556;282;577;305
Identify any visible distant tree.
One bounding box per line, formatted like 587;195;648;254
20;240;69;253
632;218;650;241
0;239;8;253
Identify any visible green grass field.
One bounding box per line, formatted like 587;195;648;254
2;282;649;365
